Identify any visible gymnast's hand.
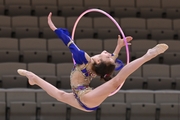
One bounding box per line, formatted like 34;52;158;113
48;12;57;31
117;35;133;47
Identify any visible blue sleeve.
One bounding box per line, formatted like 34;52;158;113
54;28;88;65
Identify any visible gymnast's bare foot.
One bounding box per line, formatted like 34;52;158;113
17;69;36;85
145;43;168;60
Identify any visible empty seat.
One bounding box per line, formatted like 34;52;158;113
70;107;96;120
120;18;146;29
0;16;11;27
125;90;154;107
40;102;67;120
31;0;57;6
85;7;111;17
0;27;12;37
28;63;57;88
56;63;73;89
170;65;180;89
165;8;180;19
0;5;5;15
47;38;72;63
143;64;171;89
84;0;109;7
114;7;138;18
90;77;105;88
41;27;58;39
0;89;5;120
0;62;26;80
0;38;19;62
67;16;93;29
110;0;135;7
97;28;121;39
124;29;150;39
14;27;40;38
5;0;30;5
69;28;94;39
19;38;48;63
76;38;103;56
147;18;172;30
104;90;125;103
154;90;180;106
93;17;119;28
136;0;161;8
121;77;144;90
130;103;157;120
150;29;175;40
173;19;180;30
139;8;163;18
57;0;83;7
61;6;85;17
34;5;58;16
6;88;36;107
100;102;127;120
12;16;38;27
142;64;170;77
159;103;179;120
7;5;32;16
163;52;180;65
162;0;180;8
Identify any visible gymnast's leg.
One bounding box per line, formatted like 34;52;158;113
82;43;168;107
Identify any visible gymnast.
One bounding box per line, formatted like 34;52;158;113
17;12;168;112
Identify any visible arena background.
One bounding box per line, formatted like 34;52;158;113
0;0;180;120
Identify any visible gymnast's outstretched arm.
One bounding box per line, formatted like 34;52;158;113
48;12;91;64
111;35;133;61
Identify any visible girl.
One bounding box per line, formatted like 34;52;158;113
17;12;168;112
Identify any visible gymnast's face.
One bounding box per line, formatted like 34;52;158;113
99;50;114;63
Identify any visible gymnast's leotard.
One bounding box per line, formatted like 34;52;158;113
54;28;99;111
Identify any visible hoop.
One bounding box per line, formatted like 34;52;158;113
71;8;130;96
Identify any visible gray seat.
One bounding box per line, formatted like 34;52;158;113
97;28;121;39
100;102;127;120
4;0;30;5
0;89;6;120
130;103;157;120
84;0;109;7
57;0;83;7
14;27;40;38
136;0;161;8
125;90;154;108
170;65;180;89
120;18;146;29
162;0;180;8
56;63;73;89
61;6;85;17
19;38;48;63
163;52;180;65
159;40;180;52
7;5;32;16
34;5;58;16
139;8;163;18
6;88;36;120
150;29;175;40
124;29;150;39
165;8;180;19
114;7;138;18
67;16;93;29
104;90;125;103
0;38;19;62
173;19;180;30
70;107;96;120
28;63;57;88
31;0;57;6
110;0;135;7
154;90;180;106
94;17;120;29
0;27;12;37
147;18;172;30
159;103;179;120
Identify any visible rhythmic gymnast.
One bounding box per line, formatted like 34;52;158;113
17;12;169;112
